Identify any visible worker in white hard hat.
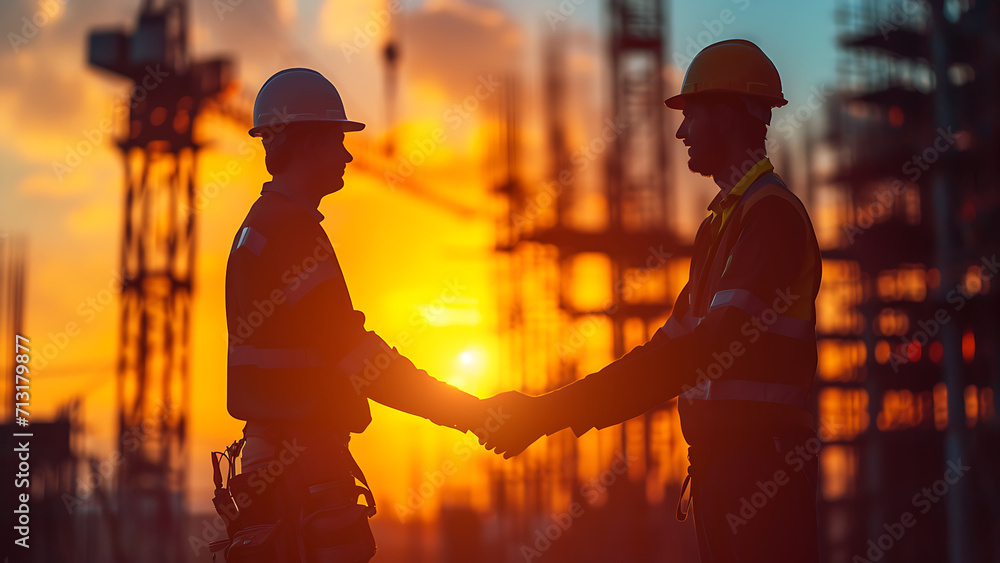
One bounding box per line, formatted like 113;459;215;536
483;40;822;562
218;68;494;562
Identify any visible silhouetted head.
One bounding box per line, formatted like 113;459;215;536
665;39;785;182
261;122;354;195
249;68;364;202
675;93;769;178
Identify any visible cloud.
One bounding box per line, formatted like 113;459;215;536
401;0;522;99
65;197;118;236
316;0;387;46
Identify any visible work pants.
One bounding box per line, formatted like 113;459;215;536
690;427;820;563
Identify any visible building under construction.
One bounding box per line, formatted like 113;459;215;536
489;0;700;561
815;0;1000;562
487;1;1000;562
6;0;1000;561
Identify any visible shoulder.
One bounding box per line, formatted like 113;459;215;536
739;178;812;239
234;194;325;260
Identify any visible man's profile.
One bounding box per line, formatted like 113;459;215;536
220;68;492;563
484;39;823;563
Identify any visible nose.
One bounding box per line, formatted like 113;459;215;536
676;115;689;141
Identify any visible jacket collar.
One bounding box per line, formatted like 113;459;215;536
261;181;324;222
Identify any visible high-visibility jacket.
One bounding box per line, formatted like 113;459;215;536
553;167;822;444
225;182;482;436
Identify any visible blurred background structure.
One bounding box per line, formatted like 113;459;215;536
814;1;1000;561
1;0;998;562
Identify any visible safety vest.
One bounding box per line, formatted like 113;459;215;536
225;187;376;433
666;172;821;441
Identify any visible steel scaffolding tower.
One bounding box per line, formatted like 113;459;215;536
86;1;233;560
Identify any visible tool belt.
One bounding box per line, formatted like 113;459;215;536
208;431;377;563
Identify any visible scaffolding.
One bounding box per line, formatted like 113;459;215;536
86;1;234;560
820;0;1000;561
490;0;698;560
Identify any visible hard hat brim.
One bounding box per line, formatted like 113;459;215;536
248;119;366;138
663;92;788;110
663;94;686;110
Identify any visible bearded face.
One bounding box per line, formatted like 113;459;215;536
675;95;767;179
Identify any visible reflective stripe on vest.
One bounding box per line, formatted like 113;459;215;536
708;288;814;340
235;226;267;256
680;379;807;406
283;260;340;306
228;345;325;369
337;332;397;375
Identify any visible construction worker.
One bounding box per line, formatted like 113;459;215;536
483;39;822;562
223;67;490;562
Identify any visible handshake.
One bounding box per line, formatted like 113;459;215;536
463;390;573;459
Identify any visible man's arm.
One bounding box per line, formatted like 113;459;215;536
341;331;485;433
524;196;812;440
261;223;485;433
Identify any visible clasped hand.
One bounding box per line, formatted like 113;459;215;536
472;391;555;459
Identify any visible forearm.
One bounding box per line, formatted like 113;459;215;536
360;344;481;432
539;331;702;436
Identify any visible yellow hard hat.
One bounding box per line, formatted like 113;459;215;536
664;39;787;110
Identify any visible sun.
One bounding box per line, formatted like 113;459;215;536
458;349;481;369
447;346;488;391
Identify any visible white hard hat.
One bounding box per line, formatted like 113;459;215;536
249;68;365;137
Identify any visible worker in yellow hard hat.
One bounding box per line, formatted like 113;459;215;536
215;68;497;563
483;39;822;562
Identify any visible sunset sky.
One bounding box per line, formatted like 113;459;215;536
1;0;839;517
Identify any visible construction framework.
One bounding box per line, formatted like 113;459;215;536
491;0;697;560
818;0;1000;561
86;1;233;560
